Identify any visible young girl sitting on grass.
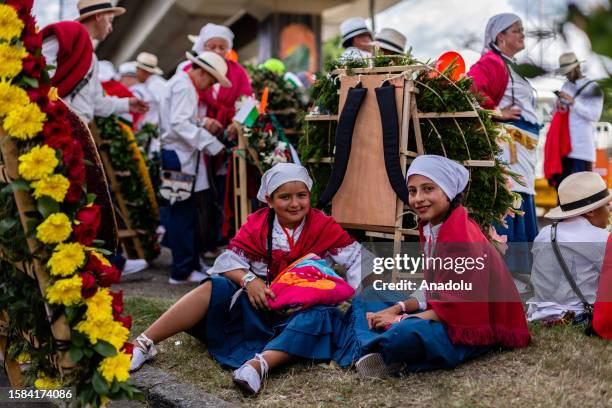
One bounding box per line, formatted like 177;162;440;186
130;163;365;394
349;155;531;377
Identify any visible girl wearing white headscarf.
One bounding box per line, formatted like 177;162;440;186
130;163;366;394
350;155;529;379
467;13;540;259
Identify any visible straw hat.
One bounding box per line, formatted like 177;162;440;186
340;17;371;48
555;52;584;75
75;0;125;21
135;52;163;75
185;51;231;88
374;28;406;54
545;172;612;219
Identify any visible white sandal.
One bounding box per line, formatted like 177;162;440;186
232;353;269;394
130;333;157;372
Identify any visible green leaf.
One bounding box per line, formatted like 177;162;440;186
9;179;30;192
87;193;97;204
21;76;39;88
94;247;112;256
92;239;106;246
83;347;94;358
92;371;109;395
93;340;117;357
69;346;84;363
70;330;86;347
0;218;18;234
511;63;547;78
37;196;60;218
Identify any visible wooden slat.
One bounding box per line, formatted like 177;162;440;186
117;229;138;238
463;160;495;167
331;65;424;75
0;164;11;183
306;157;333;164
417;111;479;119
304;114;339;122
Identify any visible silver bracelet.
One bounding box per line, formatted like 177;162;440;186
396;301;406;313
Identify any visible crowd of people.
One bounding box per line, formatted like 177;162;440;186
38;0;610;396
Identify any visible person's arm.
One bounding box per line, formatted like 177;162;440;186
366;297;421;330
571;84;604;122
169;85;225;155
91;65;130;117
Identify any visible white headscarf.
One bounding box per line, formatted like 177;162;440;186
406;155;469;201
482;13;521;54
192;23;234;53
257;163;313;203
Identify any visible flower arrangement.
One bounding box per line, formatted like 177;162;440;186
0;1;140;406
242;112;292;172
94;116;160;260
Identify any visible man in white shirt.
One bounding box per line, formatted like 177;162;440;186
528;172;610;323
160;51;230;284
554;52;604;185
339;17;373;63
41;0;147;123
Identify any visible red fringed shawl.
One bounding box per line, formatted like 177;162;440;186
466;51;509;110
420;206;531;348
543;110;572;181
227;208;355;280
593;235;612;339
101;79;142;128
41;21;93;98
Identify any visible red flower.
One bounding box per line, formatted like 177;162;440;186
22;32;42;53
43;101;69;122
27;83;50;107
22;54;45;79
116;314;132;330
122;342;134;355
98;264;120;287
73;205;101;246
80;271;97;298
43;120;70;142
5;0;33;21
109;290;124;316
65;181;83;204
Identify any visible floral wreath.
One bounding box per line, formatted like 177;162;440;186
0;1;140;406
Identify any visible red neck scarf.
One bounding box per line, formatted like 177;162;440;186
419;206;530;348
41;21;93;98
466;50;509;110
228;208;354;281
593;235;612;339
182;59;253;127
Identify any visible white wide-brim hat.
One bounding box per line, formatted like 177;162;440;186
185;51;232;88
373;28;406;54
545;172;612;219
136;52;163;75
340;17;371;48
555;52;585;75
75;0;125;22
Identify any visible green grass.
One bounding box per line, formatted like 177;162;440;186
125;296;612;407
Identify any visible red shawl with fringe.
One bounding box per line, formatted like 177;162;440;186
227;208;355;280
593;235;612;339
467;50;508;110
420;206;530;348
544;110;571;181
41;21;93;98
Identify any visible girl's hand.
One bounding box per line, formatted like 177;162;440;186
499;105;522;120
245;278;276;310
366;305;401;330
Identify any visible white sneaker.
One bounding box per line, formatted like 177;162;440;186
130;333;157;372
233;353;268;394
355;353;402;379
168;270;208;285
122;259;148;276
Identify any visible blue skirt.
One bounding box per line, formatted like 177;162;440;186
186;276;350;368
341;292;492;372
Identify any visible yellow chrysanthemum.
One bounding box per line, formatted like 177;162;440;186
98;352;131;384
3;101;46;140
75;318;104;344
18;145;59;181
90;250;111;266
84;288;113;322
36;213;72;244
45;275;82;306
0;42;26;79
48;87;59;102
31;174;70;202
47;242;86;276
0;81;30;116
16;352;31;363
0;5;24;41
34;374;60;390
104;320;129;350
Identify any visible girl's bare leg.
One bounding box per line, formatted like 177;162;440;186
142;280;212;343
247;350;293;374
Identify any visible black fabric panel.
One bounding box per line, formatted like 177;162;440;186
317;84;367;208
376;82;410;204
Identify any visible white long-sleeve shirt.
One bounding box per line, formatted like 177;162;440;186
41;36;129;123
561;77;604;162
527;216;608;322
159;70;224;191
208;215;366;289
131;74;166;128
